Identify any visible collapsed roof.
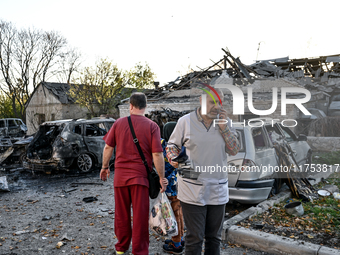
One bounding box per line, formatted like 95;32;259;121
42;82;74;104
144;49;340;101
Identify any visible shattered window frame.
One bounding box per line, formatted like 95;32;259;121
252;127;268;150
72;124;82;135
278;124;296;143
8;119;17;127
85;123;107;137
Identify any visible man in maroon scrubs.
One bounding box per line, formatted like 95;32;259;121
100;92;166;255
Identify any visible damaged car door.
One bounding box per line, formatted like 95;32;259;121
80;122;108;172
277;124;312;167
56;122;87;169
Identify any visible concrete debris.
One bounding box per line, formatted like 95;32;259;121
145;108;190;134
14;230;31;235
143;50;340;101
42;215;52;221
0;176;10;191
82;196;98;203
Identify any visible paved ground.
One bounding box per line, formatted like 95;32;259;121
0;169;272;255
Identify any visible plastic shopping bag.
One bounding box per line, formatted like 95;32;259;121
160;192;178;237
149;193;178;237
149;193;167;235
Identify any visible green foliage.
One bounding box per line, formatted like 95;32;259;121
69;59;155;117
128;62;155;89
313;151;340;165
0;93;20;118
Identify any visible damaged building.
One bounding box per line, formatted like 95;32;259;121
25;82;90;135
119;50;340;137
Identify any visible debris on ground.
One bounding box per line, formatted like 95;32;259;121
0;176;10;191
239;175;340;250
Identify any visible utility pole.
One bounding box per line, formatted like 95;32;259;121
256;41;264;62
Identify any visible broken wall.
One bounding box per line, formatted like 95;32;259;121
307;136;340;152
26;84;88;134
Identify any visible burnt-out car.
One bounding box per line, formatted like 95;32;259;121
0;118;27;137
23;118;115;173
0;135;33;165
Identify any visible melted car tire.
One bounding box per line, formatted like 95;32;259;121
19;152;26;164
77;154;93;173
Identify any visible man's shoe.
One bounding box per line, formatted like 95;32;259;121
114;249;128;255
163;242;183;254
164;239;185;247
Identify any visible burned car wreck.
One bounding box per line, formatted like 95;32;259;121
0;118;30;166
0;136;33;166
23;118;115;173
0;118;28;137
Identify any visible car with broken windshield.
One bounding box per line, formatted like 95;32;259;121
23;118;115;173
227;118;312;204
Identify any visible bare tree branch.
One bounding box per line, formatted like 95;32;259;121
0;20;72;121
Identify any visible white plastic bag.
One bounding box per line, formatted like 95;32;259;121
160;192;178;237
149;193;167;235
149;192;178;236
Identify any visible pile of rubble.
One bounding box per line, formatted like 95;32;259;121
144;49;340;100
145;108;190;135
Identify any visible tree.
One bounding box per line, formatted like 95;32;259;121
69;59;155;118
0;92;20;118
56;47;82;84
128;62;155;89
0;20;80;121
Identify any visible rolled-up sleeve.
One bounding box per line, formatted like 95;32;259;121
219;118;240;156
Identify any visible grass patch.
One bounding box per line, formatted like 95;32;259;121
239;176;340;249
250;195;340;236
313;151;340;165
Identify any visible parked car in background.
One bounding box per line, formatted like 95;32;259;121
0;118;27;137
227;119;312;204
328;94;340;116
23;118;115;173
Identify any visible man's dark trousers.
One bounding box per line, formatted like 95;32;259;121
181;202;225;255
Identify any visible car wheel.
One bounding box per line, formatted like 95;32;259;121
19;152;27;164
77;154;93;173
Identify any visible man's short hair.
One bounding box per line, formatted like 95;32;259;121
129;92;147;109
